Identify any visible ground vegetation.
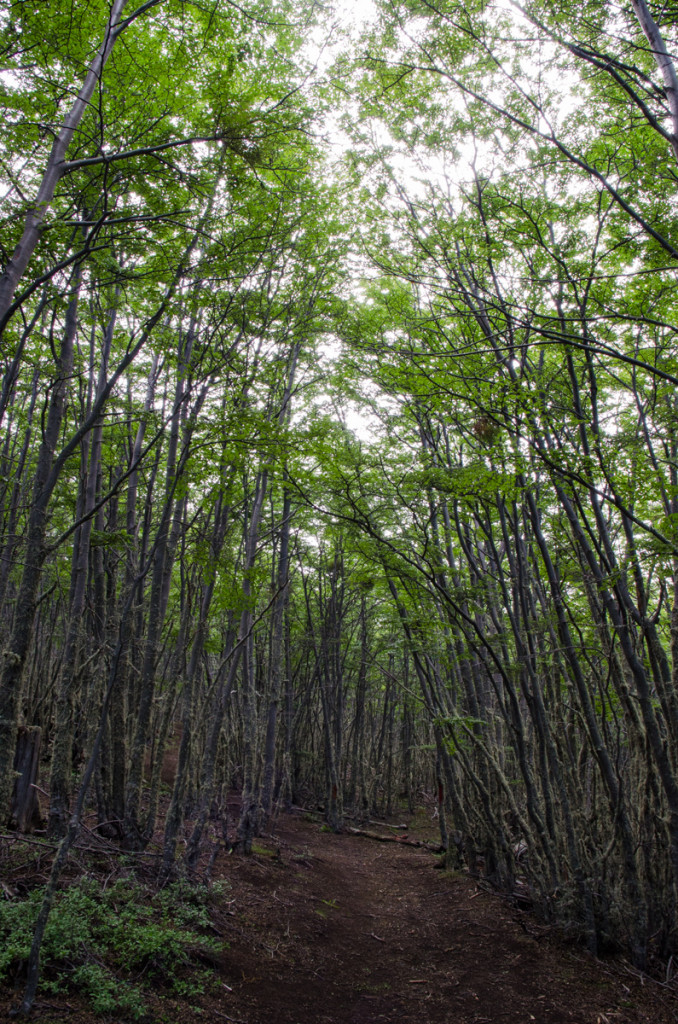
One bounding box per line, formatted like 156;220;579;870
1;0;678;1013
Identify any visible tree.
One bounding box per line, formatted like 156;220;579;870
4;0;678;1000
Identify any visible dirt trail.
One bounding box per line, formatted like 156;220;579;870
210;812;676;1024
2;809;675;1023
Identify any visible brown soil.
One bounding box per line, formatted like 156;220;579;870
3;809;677;1024
208;812;677;1024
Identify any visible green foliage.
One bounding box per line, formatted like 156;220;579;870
0;876;227;1017
435;715;488;755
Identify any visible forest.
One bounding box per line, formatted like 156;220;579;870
1;0;678;1013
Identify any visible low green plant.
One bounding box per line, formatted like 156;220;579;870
71;964;146;1019
250;842;275;857
0;874;227;1018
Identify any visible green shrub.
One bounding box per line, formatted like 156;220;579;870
71;963;146;1020
0;874;227;1018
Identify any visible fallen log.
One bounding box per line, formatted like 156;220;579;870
367;820;408;830
346;826;441;851
290;807;407;830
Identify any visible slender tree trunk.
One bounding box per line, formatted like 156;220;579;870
161;489;231;875
0;0;131;337
236;469;270;852
261;480;293;818
48;304;115;835
0;368;40;623
0;270;81;818
630;0;678;161
122;333;196;849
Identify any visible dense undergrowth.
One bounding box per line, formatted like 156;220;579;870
0;868;228;1018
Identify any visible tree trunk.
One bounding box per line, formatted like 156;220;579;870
0;0;131;337
0;270;81;819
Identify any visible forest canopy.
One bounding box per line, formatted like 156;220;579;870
1;0;678;996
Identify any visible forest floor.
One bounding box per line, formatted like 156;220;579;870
2;806;678;1024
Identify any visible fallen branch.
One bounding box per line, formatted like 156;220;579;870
346;826;440;851
290;808;407;830
290;805;323;818
0;832;58;850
